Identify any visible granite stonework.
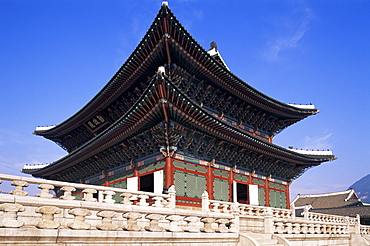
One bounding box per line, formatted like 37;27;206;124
0;174;369;245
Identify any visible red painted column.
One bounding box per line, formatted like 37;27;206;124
207;164;214;200
265;179;270;207
229;169;234;202
286;184;291;209
165;157;174;188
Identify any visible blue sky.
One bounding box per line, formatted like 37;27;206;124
0;0;369;200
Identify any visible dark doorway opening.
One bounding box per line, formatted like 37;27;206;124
140;173;154;192
237;183;248;203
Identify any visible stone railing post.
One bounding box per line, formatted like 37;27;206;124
35;206;61;229
291;203;296;219
60;186;76;200
120;193;134;205
82;188;97;202
123;212;141;231
68;208;92;230
303;205;310;220
355;214;361;235
102;190;116;204
137;194;149;206
230;202;240;233
166;215;183;232
37;184;54;199
97;211;118;230
10;180;28;196
202;191;210;212
183;216;201;232
264;207;274;234
200;217;215;233
167;185;176;209
0;203;25;228
152;196;164;208
145;214;164;232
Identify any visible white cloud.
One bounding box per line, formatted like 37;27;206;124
303;132;333;150
263;7;314;61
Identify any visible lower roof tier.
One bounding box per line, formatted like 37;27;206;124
23;72;334;182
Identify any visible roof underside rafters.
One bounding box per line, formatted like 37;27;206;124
25;73;334;182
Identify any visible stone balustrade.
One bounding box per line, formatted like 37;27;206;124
0;174;367;239
0;174;234;233
360;225;370;235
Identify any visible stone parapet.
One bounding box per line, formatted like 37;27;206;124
0;174;369;245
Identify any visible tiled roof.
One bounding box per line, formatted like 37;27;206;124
292;189;370;218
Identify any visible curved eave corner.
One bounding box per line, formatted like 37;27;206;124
287;148;336;162
21;163;51;175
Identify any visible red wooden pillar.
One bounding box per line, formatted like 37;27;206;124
207;164;214;200
229;169;234;202
286;184;291;209
265;179;270;207
165;157;174;188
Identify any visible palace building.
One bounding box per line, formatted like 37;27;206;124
22;2;335;209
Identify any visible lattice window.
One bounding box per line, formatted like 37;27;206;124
174;170;206;199
214;178;229;202
258;187;265;206
269;190;286;209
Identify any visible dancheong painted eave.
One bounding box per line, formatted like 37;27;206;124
32;2;319;154
23;69;335;182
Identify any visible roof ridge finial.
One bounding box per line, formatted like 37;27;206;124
162;1;168;7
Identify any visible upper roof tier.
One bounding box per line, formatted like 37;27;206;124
33;2;319;153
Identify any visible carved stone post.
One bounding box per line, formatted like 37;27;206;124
102;190;116;204
275;222;284;234
145;214;164;232
166;215;183;232
202;191;210;212
183;216;201;233
37;184;54;199
122;212;141;231
152;196;164;208
60;186;76;200
68;208;92;230
35;206;61;229
120;193;133;205
230;202;240;233
211;202;220;213
82;188;97;202
0;203;25;228
200;217;215;233
137;194;149;206
355;214;361;235
264;207;274;234
10;180;28;196
303;205;310;220
97;211;118;230
215;218;229;233
167;185;176;209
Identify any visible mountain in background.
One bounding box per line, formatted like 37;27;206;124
349;174;370;203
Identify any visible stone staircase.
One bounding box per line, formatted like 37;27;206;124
239;233;288;246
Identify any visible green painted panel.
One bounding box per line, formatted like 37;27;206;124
258;187;265;206
253;178;265;186
213;169;229;178
174;170;206;199
269;189;287;209
234;174;248;183
268;182;286;191
214;178;229;202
